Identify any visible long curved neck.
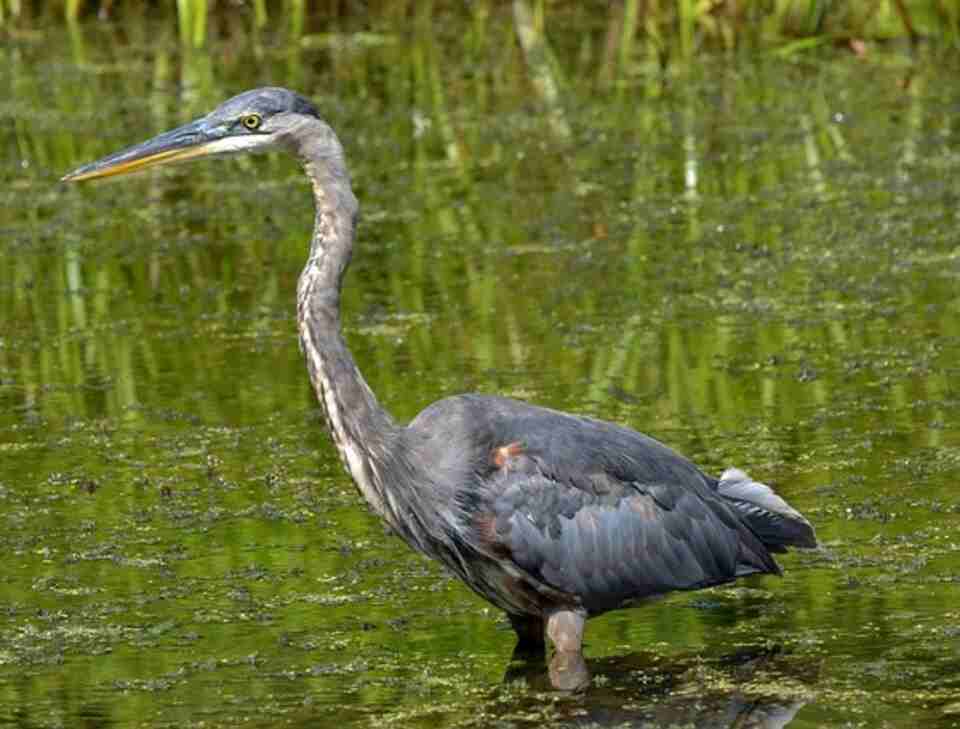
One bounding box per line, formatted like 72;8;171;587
292;124;402;526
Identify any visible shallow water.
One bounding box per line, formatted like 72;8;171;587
2;10;960;729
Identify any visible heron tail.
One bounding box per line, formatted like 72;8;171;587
716;468;818;552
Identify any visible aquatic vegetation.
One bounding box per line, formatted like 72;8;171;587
1;0;958;54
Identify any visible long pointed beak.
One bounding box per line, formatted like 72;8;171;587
62;117;220;182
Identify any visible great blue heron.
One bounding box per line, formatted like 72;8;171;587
63;87;817;691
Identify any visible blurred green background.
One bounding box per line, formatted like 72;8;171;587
3;0;960;53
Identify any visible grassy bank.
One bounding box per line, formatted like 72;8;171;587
2;0;958;55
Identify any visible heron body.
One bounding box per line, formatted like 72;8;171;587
64;88;817;690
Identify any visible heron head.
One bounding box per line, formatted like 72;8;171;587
62;87;326;182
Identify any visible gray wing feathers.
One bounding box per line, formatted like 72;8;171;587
408;395;813;614
492;476;772;615
717;468;817;550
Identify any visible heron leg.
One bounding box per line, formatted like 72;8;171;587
546;609;589;691
508;613;545;653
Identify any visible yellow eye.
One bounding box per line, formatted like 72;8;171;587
241;113;262;131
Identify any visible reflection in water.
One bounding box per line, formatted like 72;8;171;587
502;645;814;728
512;0;571;142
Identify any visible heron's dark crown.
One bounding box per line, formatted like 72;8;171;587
212;87;321;123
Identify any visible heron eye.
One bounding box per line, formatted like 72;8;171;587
241;113;262;131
